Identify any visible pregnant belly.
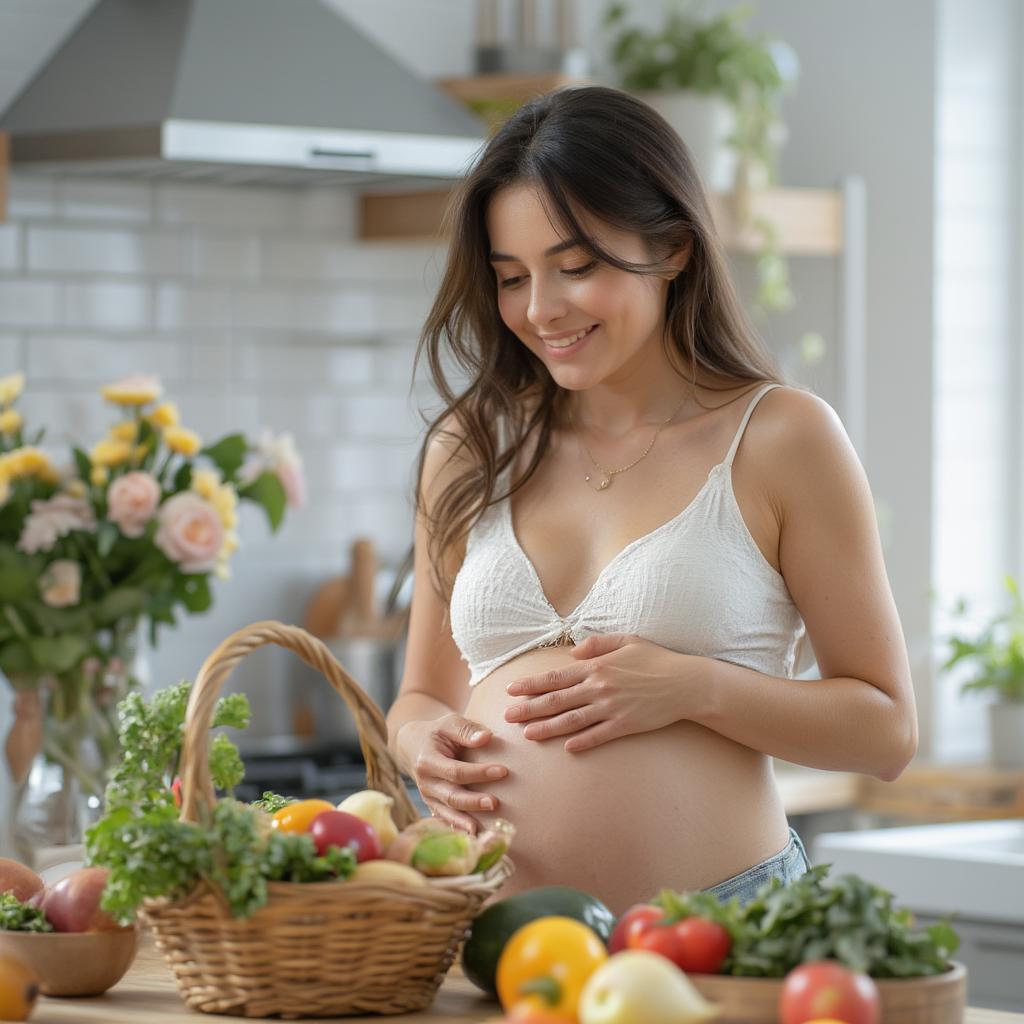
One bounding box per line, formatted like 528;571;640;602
460;646;790;916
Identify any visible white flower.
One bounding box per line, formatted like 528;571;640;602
238;429;307;509
18;494;98;554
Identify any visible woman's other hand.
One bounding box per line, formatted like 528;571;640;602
397;713;508;834
504;633;693;753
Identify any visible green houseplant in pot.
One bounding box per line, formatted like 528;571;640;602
941;574;1024;770
601;0;798;314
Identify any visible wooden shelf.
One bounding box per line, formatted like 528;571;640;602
359;185;844;255
361;72;843;253
773;762;861;816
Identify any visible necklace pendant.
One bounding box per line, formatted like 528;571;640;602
585;471;612;491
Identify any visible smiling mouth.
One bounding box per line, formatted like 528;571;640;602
543;324;598;349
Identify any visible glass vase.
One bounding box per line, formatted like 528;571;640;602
3;616;146;867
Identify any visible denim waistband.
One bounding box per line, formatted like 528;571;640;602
703;826;810;905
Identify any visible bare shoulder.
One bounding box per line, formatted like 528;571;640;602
742;385;862;509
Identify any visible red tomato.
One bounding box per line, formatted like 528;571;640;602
779;960;881;1024
672;917;732;974
608;904;664;954
628;914;732;974
309;810;381;862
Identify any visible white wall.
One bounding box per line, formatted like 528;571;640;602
932;0;1022;761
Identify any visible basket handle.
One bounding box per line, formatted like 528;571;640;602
178;620;420;830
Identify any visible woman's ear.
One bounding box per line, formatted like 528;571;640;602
659;239;692;280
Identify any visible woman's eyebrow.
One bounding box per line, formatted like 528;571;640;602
488;238;585;262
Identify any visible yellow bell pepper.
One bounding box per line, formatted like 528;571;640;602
496;915;609;1018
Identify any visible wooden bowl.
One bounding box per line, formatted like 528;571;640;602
690;961;967;1024
0;925;140;996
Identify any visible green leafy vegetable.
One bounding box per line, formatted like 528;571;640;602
654;864;959;978
251;791;297;814
0;892;53;932
86;681;357;925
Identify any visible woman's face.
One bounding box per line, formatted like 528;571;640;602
485;184;686;391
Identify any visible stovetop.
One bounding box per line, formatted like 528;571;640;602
233;738;428;816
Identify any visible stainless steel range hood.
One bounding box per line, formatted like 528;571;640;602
0;0;488;190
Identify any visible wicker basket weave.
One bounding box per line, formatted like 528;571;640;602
141;620;513;1018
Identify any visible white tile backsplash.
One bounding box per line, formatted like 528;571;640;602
59;179;152;223
0;225;20;270
29;225;190;276
26;334;186;382
63;280;151;329
0;279;60;326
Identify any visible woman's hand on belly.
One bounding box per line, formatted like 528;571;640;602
504;632;697;753
398;714;509;834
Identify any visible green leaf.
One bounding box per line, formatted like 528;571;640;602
201;434;248;482
97;521;120;558
0;546;38;602
73;446;92;481
175;574;212;613
26;633;90;673
238;470;286;533
94;587;146;627
0;639;34;676
173;462;193;491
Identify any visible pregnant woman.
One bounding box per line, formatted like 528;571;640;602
386;85;917;915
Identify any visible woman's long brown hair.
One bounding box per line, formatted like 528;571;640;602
408;84;783;602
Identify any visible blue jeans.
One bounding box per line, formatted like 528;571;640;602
701;827;810;907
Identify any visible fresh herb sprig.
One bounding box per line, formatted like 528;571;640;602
654;864;959;978
0;892;53;932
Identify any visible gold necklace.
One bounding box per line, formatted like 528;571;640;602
569;394;689;491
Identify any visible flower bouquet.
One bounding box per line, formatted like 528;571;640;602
0;372;305;858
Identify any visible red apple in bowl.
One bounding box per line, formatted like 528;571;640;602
35;867;123;933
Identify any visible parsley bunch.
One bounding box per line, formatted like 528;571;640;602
0;892;53;932
85;681;355;925
654;864;959;978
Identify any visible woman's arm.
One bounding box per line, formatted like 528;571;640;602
688;388;918;780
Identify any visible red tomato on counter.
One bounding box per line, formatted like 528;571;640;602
778;960;881;1024
627;913;732;974
608;903;664;954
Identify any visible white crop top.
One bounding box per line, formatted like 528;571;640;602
449;383;808;687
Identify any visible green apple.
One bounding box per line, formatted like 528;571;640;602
578;950;719;1024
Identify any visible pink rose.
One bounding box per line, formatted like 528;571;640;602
155;492;225;573
107;471;161;538
39;560;82;608
275;461;307;510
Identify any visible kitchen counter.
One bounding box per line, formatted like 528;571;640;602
30;933;1024;1023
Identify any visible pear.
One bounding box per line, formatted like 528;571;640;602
579;950;719;1024
337;790;399;850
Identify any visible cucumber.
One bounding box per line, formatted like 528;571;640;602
460;886;616;996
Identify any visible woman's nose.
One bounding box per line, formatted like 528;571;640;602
526;279;568;328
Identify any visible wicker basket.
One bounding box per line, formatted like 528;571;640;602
141;620;513;1018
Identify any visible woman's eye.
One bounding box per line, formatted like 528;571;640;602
499;261;597;290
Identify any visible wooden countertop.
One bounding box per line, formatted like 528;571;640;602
30;933;1024;1024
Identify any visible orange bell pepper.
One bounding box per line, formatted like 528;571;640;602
496;915;608;1019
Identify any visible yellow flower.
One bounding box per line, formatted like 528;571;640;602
64;479;88;499
101;374;163;406
90;437;133;468
221;530;240;556
12;447;54;479
0;409;22;435
148;401;180;429
0;476;9;506
214;560;231;581
91;466;109;487
38;465;59;486
0;372;25;407
164;426;202;457
191;468;220;501
110;420;138;442
210;488;238;529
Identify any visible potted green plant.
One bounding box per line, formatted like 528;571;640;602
600;0;798;314
941;574;1024;770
